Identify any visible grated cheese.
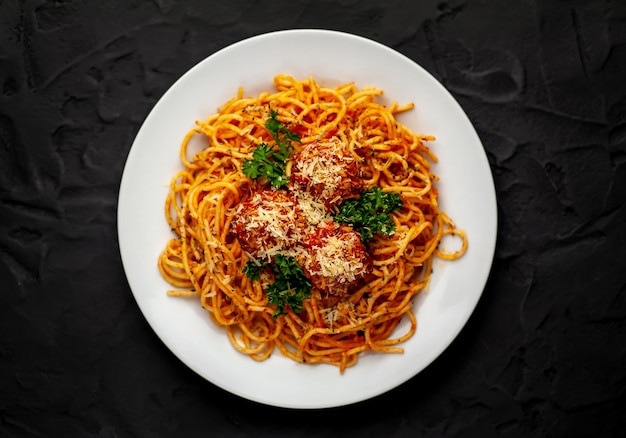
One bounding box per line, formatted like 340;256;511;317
314;236;364;282
295;192;330;225
290;137;363;207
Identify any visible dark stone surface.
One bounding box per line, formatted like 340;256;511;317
1;0;625;436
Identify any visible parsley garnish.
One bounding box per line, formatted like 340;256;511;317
242;260;266;280
266;255;311;317
242;144;290;187
334;187;403;242
242;109;301;188
243;255;311;317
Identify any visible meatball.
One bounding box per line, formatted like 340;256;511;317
297;220;371;295
231;189;306;261
290;137;364;208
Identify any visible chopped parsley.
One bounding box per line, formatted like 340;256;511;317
243;254;311;317
242;109;301;188
265;109;301;151
334;187;403;242
242;143;290;187
242;260;266;280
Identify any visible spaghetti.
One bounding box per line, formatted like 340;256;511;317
158;74;467;372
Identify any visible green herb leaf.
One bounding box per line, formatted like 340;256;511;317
242;260;267;281
241;143;289;187
242;110;300;188
265;254;311;317
266;109;301;147
334;187;403;242
242;255;311;317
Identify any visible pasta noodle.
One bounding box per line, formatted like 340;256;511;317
158;74;467;372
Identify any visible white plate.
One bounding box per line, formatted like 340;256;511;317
118;29;497;409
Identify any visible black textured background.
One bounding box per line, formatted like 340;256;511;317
1;1;625;437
